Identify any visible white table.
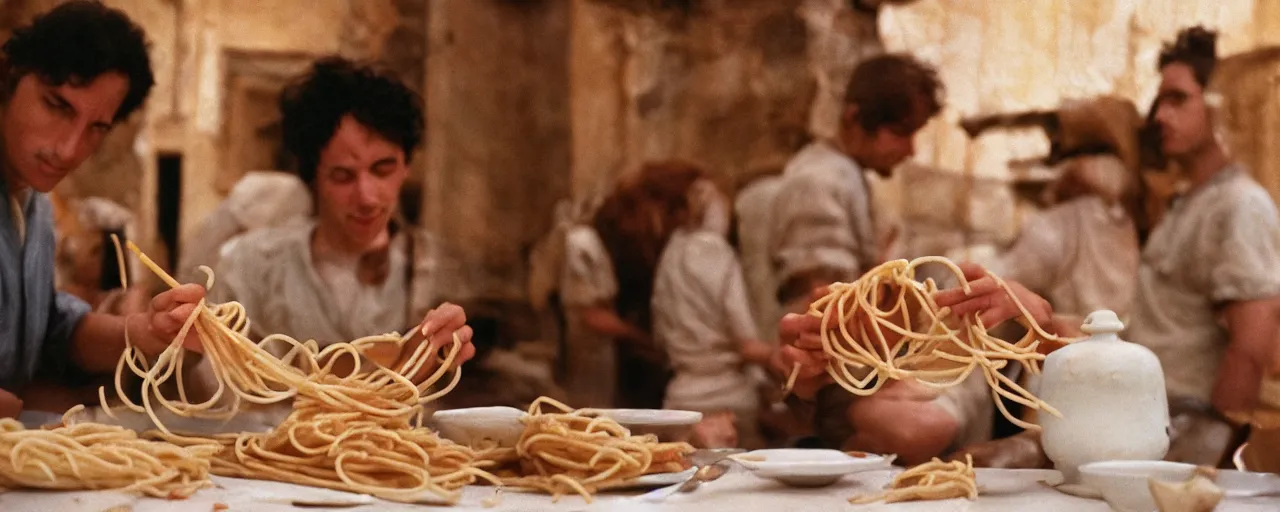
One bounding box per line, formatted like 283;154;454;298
1;468;1277;512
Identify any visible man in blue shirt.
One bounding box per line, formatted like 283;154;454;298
0;1;206;417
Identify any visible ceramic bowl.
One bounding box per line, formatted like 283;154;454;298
427;406;527;448
1079;460;1197;512
737;448;891;487
595;408;702;441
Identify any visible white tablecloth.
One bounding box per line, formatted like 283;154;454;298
1;468;1276;512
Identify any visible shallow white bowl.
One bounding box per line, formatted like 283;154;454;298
738;448;891;487
427;406;526;448
1079;460;1197;512
595;408;703;440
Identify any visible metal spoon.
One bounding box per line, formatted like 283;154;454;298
635;460;732;502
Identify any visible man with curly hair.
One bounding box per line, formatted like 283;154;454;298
208;57;475;381
0;1;207;418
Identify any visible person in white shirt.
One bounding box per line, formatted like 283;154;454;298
202;57;475;400
653;175;772;448
769;54;995;463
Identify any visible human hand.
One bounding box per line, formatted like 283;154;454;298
131;284;207;356
932;263;1053;329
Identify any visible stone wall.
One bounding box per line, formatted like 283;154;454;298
568;0;880;198
877;0;1280;243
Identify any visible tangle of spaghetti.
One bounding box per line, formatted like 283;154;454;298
0;406;218;498
89;239;500;503
493;397;695;503
850;455;977;504
786;257;1077;431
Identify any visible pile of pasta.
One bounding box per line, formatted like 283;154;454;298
0;405;218;498
491;397;695;503
851;455;977;504
787;257;1075;431
92;240;499;503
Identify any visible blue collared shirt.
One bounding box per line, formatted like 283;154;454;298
0;178;90;391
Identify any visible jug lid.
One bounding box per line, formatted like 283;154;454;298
1080;310;1124;335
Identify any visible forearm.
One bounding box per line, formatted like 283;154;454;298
846;396;958;465
579;307;644;341
69;313;130;374
1213;347;1265;415
1213;300;1280;416
71;313;166;374
778;268;846;307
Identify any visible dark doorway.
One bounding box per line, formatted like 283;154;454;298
157;153;183;271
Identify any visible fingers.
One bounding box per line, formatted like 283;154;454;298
151;303;198;338
151;284;206;312
432;324;472;352
808;285;833;304
779;345;826;379
932;276;1000;308
420;303;466;341
778;313;821;344
956;262;989;283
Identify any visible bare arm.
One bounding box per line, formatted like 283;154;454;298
1213;299;1280;416
70;285;205;374
844;388;959;465
579;305;646;342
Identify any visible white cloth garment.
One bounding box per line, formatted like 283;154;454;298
652;227;763;446
988;194;1139;320
1127;165;1280;402
770;141;877;291
735;176;785;342
559;225;619;408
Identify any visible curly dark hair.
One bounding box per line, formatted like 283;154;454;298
1;0;154;123
279;56;424;186
844;53;943;133
1158;25;1217;88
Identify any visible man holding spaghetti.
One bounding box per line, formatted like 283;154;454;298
0;2;209;418
768;54;995;465
784;27;1280;467
205;57;475;385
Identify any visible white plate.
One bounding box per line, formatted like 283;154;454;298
1211;469;1280;498
596;409;703;427
975;468;1064;495
600;467;698;490
738;448;892;487
427;406;527;448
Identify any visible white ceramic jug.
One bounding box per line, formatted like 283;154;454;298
1038;310;1170;483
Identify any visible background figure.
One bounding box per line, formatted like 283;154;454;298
652;172;773;449
176;170;312;285
962;95;1144;322
556;196;629;408
592;162;707;409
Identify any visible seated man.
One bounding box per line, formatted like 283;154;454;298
955;27;1280;468
777;262;1085;463
767;54;992;464
0;2;205;417
201;57;474;394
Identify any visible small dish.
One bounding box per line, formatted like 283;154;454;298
427;406;526;448
737;448;892;487
1211;469;1280;498
600;467;698;490
974;468;1064;495
596;408;703;440
1079;460;1197;512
